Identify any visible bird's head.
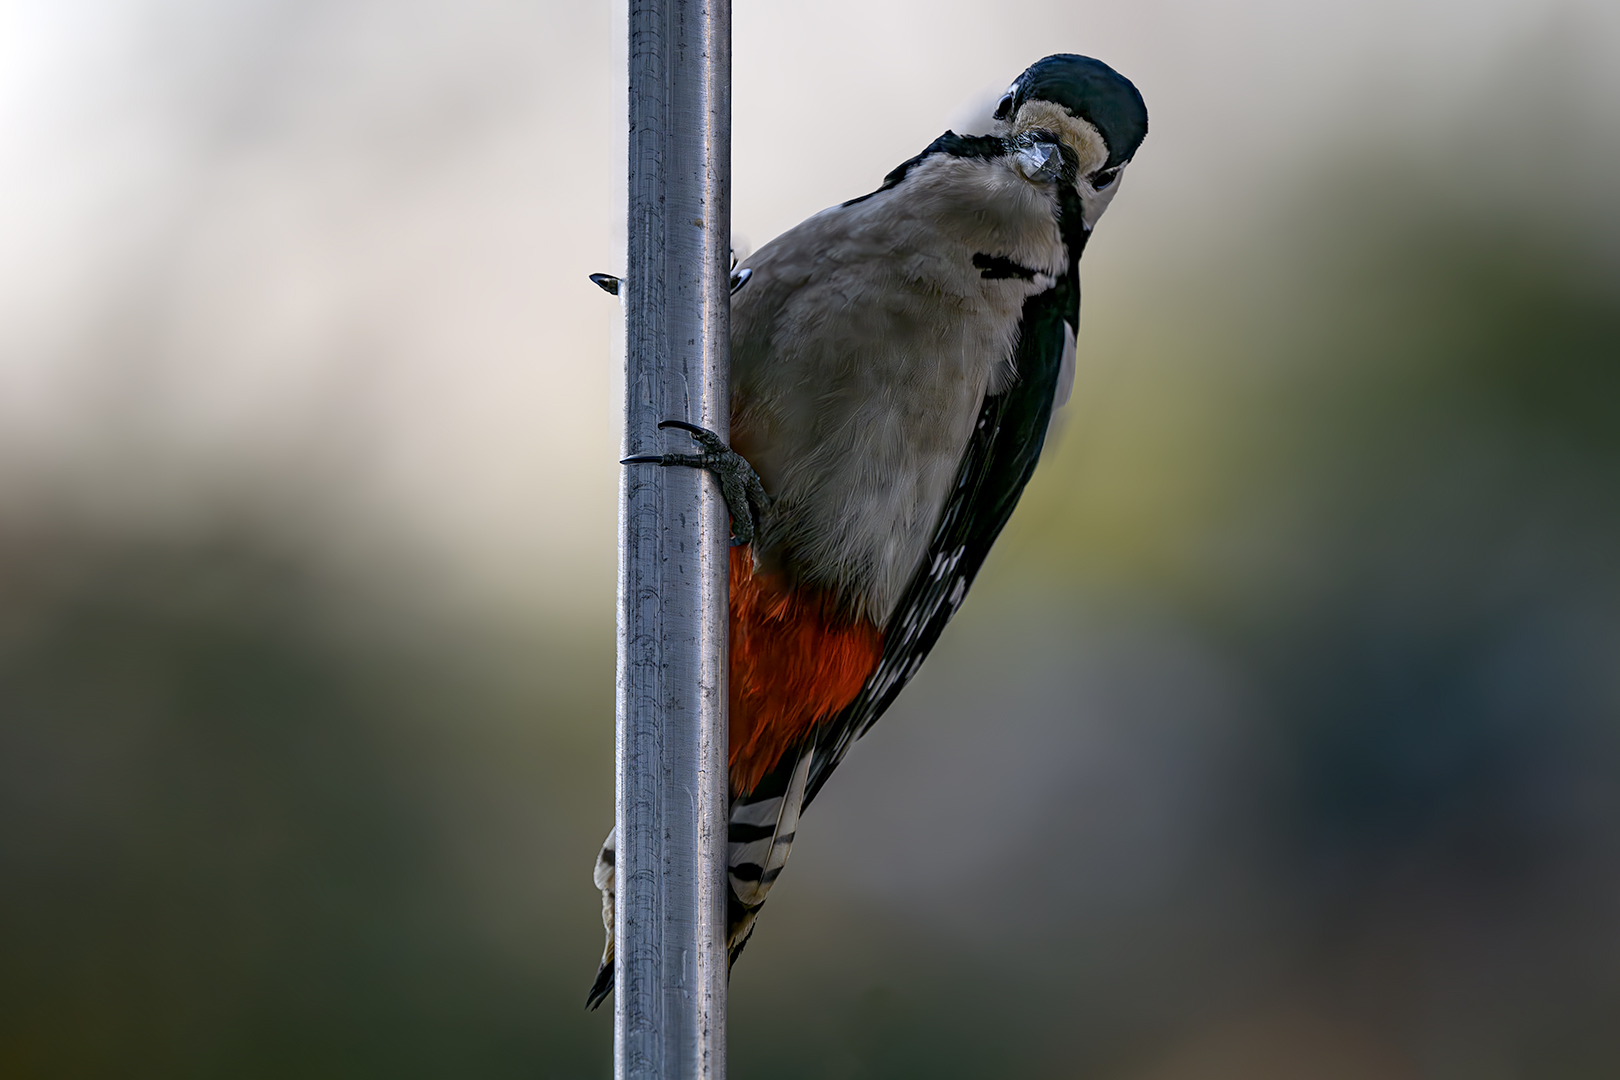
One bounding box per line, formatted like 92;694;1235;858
993;54;1148;229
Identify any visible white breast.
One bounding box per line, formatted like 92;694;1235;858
730;151;1066;624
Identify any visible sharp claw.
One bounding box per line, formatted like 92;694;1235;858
656;419;707;437
624;419;770;547
589;273;622;296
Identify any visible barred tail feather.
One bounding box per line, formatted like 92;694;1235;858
585;827;616;1010
585;742;810;1008
725;744;812;963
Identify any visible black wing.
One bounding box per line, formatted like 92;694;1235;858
803;187;1092;808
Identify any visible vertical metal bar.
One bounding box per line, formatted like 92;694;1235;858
617;0;729;1074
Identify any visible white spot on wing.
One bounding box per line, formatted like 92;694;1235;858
1055;321;1077;409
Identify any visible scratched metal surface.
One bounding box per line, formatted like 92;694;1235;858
618;0;732;1075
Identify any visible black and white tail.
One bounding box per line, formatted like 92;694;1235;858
585;745;812;1008
723;745;811;964
585;829;617;1010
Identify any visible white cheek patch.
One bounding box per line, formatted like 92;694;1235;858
1081;164;1126;229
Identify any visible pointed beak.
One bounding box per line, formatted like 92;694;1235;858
1013;141;1061;183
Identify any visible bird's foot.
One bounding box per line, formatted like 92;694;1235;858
622;420;770;547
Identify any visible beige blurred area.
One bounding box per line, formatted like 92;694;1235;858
3;1;1620;1077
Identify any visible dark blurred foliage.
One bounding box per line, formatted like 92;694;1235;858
0;519;615;1078
5;64;1620;1080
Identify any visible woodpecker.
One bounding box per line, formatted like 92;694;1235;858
589;53;1148;1008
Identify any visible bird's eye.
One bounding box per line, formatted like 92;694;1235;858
993;91;1015;121
1091;166;1120;189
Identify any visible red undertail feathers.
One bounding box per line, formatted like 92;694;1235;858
728;547;882;796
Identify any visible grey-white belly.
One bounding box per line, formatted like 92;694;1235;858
730;155;1065;624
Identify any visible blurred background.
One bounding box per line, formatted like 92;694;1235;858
2;0;1619;1076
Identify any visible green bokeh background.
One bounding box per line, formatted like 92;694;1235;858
2;2;1618;1077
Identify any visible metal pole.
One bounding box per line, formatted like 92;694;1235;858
617;0;729;1074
